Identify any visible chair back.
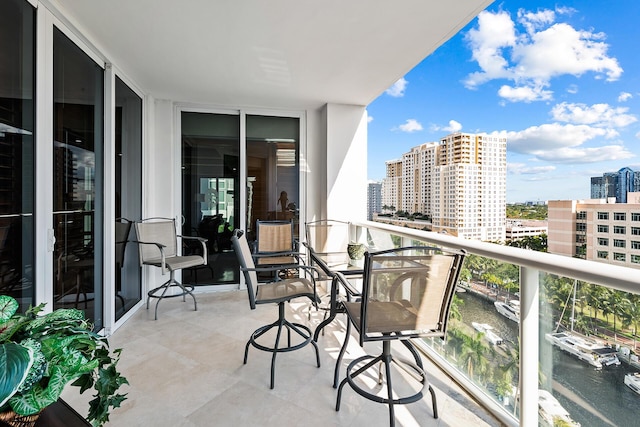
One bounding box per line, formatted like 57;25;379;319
134;218;178;264
255;220;295;254
359;246;465;344
231;229;258;309
115;218;133;268
305;219;350;254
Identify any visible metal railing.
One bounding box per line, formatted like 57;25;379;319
353;220;640;427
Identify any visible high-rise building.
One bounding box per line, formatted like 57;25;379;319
548;194;640;269
382;159;402;214
590;167;640;203
382;132;507;241
367;181;382;220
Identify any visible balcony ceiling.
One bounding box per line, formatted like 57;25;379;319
55;0;492;109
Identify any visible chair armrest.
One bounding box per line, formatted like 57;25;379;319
333;271;361;298
134;241;168;274
178;235;208;265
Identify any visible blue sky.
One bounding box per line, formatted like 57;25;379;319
366;0;640;203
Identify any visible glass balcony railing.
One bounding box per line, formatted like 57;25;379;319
354;220;640;427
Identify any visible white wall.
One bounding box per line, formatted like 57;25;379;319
325;103;368;222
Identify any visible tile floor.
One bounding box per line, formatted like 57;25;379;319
62;290;505;426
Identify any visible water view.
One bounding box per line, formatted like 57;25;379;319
457;292;640;427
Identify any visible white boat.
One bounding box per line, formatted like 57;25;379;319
545;331;621;369
624;372;640;395
494;299;520;323
471;322;503;345
538;389;580;427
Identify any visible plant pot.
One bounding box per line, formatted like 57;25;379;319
0;410;41;427
347;243;365;267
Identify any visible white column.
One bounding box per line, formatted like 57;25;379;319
520;266;539;427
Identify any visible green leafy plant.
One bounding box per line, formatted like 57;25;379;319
0;295;128;426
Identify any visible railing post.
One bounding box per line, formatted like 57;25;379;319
520;266;539;427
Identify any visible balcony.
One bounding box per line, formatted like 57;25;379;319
61;290;501;426
63;221;640;426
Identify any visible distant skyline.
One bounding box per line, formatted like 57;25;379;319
366;0;640;203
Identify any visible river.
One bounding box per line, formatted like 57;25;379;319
457;292;640;427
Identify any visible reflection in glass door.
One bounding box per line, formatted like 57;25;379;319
181;112;240;285
246;115;300;245
53;28;104;328
0;0;35;311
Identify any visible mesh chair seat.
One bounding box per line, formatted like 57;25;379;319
343;300;442;336
255;279;316;305
144;255;206;271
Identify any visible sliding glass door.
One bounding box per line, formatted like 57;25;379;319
114;76;142;320
181;112;240;285
0;0;35;311
52;27;104;328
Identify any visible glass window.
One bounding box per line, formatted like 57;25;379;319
597;251;608;259
0;0;35;311
613;239;625;248
632;213;640;222
597;238;608;246
632;227;640;236
576;211;586;220
53;28;104;328
576;223;586;232
597;225;609;233
632;254;640;264
632;241;640;250
597;212;609;220
614;226;625;234
614;252;626;262
614;212;626;221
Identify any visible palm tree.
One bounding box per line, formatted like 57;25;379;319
459;332;490;381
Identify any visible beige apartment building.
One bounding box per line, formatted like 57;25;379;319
381;133;507;241
548;194;640;269
382;159;403;212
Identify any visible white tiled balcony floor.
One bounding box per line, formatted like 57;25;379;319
63;290;505;426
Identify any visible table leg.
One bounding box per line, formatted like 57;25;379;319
313;275;339;341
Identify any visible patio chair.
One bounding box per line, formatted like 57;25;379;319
114;218;133;310
253;219;302;278
231;229;321;389
335;245;465;426
134;217;207;320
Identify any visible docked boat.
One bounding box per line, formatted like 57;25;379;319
545;331;621;369
471;322;503;345
538;389;580;427
625;372;640;395
494;299;520;323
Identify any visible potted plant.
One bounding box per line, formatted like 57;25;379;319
0;295;128;426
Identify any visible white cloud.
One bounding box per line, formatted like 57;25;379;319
618;92;632;102
464;8;622;103
498;84;552;102
367;114;374;123
566;84;578;94
432;120;463;133
551;102;637;127
508;163;556;174
385;77;408;97
395;119;423;133
490;123;633;164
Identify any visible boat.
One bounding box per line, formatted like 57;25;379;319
494;299;520;323
538;389;580;427
625;372;640;395
471;322;503;345
545;331;621;369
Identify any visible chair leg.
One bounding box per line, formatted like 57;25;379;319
245;302;320;389
335;340;434;425
146;270;197;320
334;318;351;388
